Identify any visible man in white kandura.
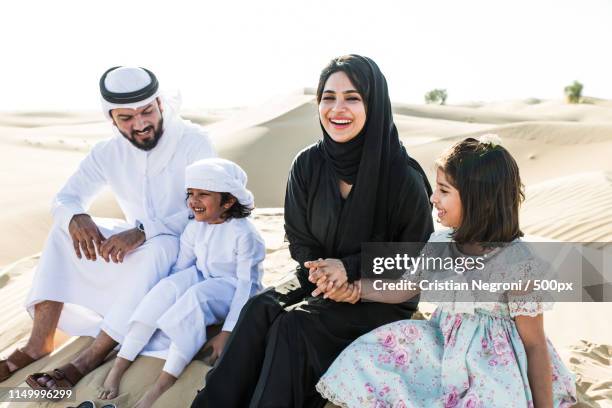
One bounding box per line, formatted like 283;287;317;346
0;66;215;390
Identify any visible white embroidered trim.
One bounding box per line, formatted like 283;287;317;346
315;380;351;408
508;301;554;317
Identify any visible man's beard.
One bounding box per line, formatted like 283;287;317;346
120;117;164;151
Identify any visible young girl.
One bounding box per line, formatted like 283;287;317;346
313;136;577;408
98;158;265;408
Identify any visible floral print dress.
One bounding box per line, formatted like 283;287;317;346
316;231;577;408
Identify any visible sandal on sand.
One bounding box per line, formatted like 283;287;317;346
0;349;36;382
25;363;84;394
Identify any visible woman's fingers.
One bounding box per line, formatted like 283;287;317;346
312;272;351;299
324;281;345;299
315;278;361;303
312;275;329;297
348;283;361;303
308;268;327;283
305;260;327;269
309;268;323;282
304;258;324;268
311;286;324;297
328;284;348;301
314;277;329;295
340;284;355;302
311;276;336;297
308;262;330;282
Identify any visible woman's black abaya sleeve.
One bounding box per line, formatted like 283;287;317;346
392;165;435;249
284;150;325;291
343;164;434;283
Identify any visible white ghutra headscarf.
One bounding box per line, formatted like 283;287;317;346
99;66;182;120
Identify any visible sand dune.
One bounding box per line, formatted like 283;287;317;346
1;94;611;407
0;112;105;129
457;121;612;144
394;99;612;124
208;98;321;207
0;140;121;266
522;172;612;244
393;102;552;124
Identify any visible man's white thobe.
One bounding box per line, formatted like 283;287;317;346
26;113;216;340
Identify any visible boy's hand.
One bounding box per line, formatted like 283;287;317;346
201;331;231;366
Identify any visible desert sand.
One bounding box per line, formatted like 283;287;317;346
0;93;611;407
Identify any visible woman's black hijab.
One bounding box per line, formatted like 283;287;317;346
319;55;432;253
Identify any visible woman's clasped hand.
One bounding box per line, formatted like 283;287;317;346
306;258;361;303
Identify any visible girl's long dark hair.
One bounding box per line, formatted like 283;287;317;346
436;137;524;244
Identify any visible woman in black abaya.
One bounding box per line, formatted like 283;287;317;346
192;55;434;408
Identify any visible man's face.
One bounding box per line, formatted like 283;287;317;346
111;99;164;151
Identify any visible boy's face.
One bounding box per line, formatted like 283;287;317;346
431;168;462;228
187;188;230;224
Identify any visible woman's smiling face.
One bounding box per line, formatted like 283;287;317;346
318;71;367;143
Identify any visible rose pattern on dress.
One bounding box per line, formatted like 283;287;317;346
444;387;460;407
317;305;577;408
461;392;482;408
403;324;422;342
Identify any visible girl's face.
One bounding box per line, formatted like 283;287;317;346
187;188;232;224
318;71;367;143
430;168;463;228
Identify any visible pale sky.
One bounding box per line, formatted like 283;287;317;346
2;0;611;111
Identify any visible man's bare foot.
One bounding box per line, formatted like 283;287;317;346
133;371;177;408
99;357;132;399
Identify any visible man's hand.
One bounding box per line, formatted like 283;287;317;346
201;331;231;366
68;214;105;261
99;228;145;263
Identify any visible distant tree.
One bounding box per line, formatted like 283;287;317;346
564;81;583;104
425;89;448;105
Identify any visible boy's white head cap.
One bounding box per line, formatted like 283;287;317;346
185;158;254;208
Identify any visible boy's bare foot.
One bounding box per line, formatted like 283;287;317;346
133;371;177;408
99;357;132;399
